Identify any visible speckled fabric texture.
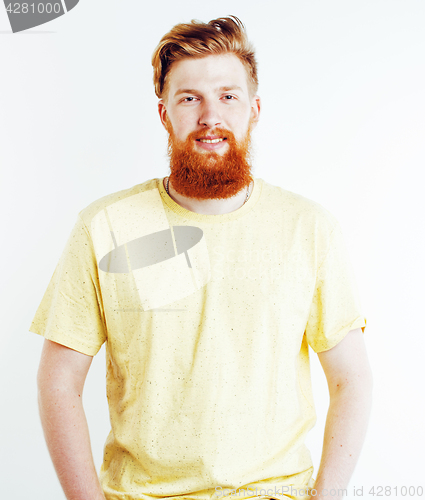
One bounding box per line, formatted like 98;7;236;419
30;177;366;500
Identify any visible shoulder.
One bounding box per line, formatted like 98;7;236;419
256;178;339;233
77;178;160;227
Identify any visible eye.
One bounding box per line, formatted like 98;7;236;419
183;96;197;102
223;95;235;100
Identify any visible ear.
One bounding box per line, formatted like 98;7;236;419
158;99;169;131
250;95;261;129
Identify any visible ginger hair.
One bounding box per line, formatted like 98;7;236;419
151;16;258;99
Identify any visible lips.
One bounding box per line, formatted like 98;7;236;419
198;138;224;144
196;136;227;144
195;135;228;152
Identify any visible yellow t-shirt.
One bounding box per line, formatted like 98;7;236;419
30;178;366;500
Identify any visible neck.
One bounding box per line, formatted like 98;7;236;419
164;177;251;215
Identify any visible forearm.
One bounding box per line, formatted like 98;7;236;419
312;380;373;500
38;385;105;500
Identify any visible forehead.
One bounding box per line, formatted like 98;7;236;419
167;53;250;96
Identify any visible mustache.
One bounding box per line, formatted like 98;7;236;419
183;128;236;144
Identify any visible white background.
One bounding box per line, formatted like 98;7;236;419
1;1;424;498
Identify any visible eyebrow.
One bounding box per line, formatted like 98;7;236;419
174;86;244;97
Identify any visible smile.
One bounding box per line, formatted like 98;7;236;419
197;138;226;144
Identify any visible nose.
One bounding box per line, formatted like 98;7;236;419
198;99;222;129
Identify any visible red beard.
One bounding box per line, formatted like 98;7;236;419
167;124;253;200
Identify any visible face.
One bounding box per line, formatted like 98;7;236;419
157;54;261;199
158;53;261;156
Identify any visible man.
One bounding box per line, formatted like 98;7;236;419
31;16;372;500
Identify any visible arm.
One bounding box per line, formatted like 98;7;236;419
37;339;106;500
311;328;373;500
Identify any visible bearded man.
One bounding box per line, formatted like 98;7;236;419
31;16;372;500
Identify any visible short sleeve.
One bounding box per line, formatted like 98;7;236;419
29;214;107;356
305;221;366;353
